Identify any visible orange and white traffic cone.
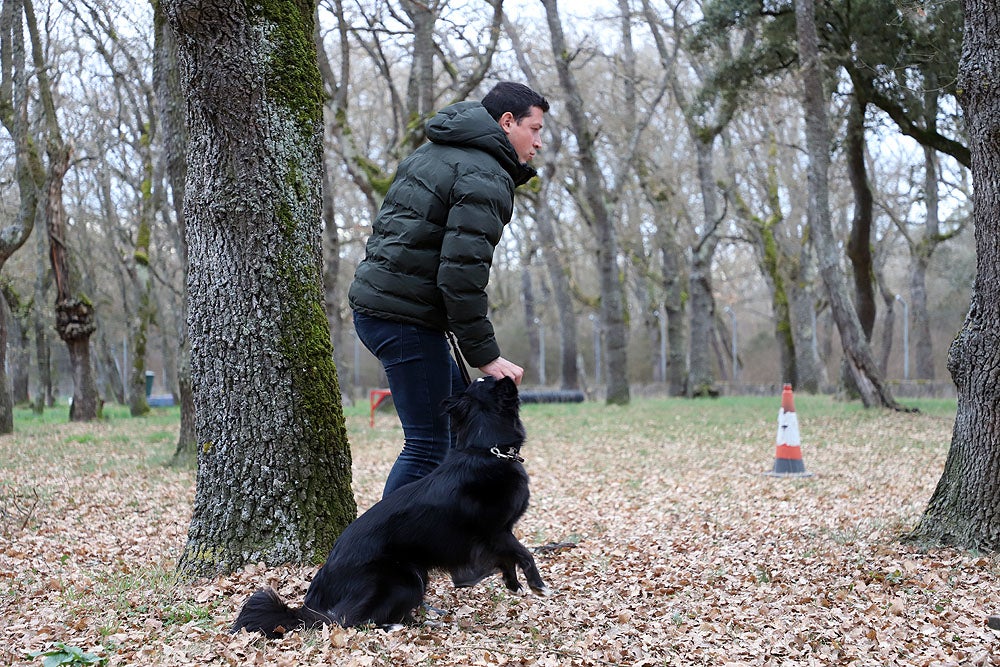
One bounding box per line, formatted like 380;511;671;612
765;383;812;477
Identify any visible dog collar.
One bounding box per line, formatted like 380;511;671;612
490;446;524;463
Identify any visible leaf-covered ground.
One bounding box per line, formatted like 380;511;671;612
3;396;999;666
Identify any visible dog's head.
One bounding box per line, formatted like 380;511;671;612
442;376;525;452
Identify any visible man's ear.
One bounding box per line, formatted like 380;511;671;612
498;111;515;134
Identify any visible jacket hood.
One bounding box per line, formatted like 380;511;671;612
425;101;537;187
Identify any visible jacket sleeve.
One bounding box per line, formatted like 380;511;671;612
437;168;514;368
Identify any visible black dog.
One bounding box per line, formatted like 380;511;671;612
232;376;549;637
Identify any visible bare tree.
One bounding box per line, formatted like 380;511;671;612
503;14;579;391
23;0;103;420
641;0;747;397
70;0;161;417
896;78;967;382
794;0;902;409
0;0;44;432
540;0;632;404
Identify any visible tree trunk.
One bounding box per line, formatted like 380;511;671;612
913;142;939;381
688;140;722;397
535;193;579;391
11;304;30;405
641;0;739;398
789;283;826;394
520;253;543;385
908;0;1000;551
48;145;101;421
755;221;796;385
845;95;876;340
2;287;32;410
127;182;155;417
126;102;160;417
402;0;435;151
0;295;11;432
874;265;897;377
313;7;350;396
0;0;45;421
32;266;52;411
794;0;901;409
661;236;688;397
641;170;688;397
49;166;99;418
500;22;580;392
910;254;933;380
79;258;126;406
321;140;346;387
730;144;797;387
96;329;126;405
542;0;629;405
152;0;196;462
165;0;356;577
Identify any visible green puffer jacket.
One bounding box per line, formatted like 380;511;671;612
348;101;536;368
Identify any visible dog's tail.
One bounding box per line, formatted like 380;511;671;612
231;587;330;638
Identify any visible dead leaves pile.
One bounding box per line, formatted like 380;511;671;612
2;399;999;666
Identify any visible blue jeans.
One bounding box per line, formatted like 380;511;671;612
353;311;467;497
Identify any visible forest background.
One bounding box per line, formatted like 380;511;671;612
0;0;968;414
3;0;999;662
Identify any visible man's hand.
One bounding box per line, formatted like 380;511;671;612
478;356;524;385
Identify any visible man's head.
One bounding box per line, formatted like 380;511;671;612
482;82;549;165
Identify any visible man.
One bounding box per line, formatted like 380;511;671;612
349;82;549;496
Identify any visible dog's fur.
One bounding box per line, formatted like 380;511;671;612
232;376;549;637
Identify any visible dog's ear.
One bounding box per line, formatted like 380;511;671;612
493;377;520;411
442;391;472;425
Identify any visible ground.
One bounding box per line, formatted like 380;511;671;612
2;395;998;666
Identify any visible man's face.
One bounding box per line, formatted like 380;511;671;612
500;106;545;164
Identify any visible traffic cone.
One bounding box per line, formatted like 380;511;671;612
765;383;812;477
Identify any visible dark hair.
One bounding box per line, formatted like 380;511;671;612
482;82;549;122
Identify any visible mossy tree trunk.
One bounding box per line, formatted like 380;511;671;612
908;0;1000;551
732;163;797;388
165;0;356;577
126;147;155;418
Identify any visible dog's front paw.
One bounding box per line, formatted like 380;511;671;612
530;584;554;597
506;582;525;595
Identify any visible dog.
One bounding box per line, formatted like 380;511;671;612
232;375;550;637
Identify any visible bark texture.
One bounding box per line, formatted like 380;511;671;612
909;0;1000;551
166;0;355;577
